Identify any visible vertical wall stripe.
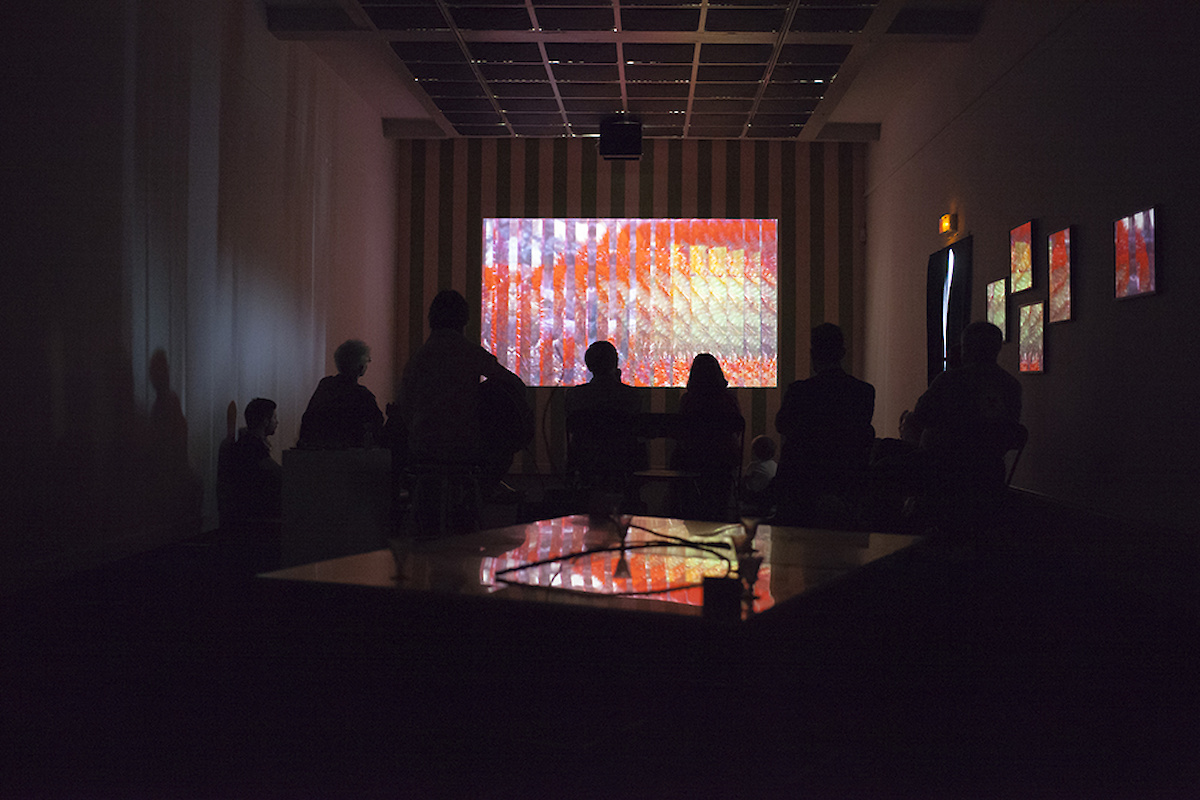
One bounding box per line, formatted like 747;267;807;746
466;139;483;307
755;141;771;218
637;143;653;216
697;141;712;218
667;140;683;217
579;140;597;218
808;143;825;333
838;142;856;358
408;141;426;354
495;139;510;217
681;140;698;218
437;140;454;291
395;141;413;367
777;144;796;386
725;140;741;218
710;141;726;218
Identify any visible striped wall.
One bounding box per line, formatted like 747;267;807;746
395;138;865;474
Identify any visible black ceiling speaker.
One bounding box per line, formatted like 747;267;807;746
599;118;642;160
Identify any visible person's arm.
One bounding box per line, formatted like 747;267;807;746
775;383;799;438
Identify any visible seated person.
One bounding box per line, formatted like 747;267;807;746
870;409;921;466
909;320;1022;491
775;324;876;503
297;339;384;449
217;397;283;569
564;341;645;487
741;435;778;512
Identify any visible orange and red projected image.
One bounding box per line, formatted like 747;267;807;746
1010;221;1033;293
1019;302;1044;373
986;278;1007;340
479;516;775;615
1115;208;1156;298
1048;227;1071;322
481;218;778;388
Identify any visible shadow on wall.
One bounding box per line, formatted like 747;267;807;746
2;348;203;593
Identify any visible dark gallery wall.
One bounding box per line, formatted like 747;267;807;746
863;2;1200;530
393;138;865;472
1;1;398;590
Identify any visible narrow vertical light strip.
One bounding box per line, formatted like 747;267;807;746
942;248;956;367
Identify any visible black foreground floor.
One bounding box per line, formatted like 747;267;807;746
2;492;1198;799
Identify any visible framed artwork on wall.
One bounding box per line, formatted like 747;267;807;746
986;278;1007;339
1115;207;1156;299
1048;227;1072;322
1010;221;1033;293
1019;302;1044;373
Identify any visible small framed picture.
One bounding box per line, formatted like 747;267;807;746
1010;221;1033;293
1019;302;1044;373
1048;227;1071;322
1115;207;1156;299
986;278;1007;340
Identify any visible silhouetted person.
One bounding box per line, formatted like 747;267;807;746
741;435;778;512
398;290;530;489
774;323;876;526
909;320;1022;492
672;353;745;519
565;341;645;490
297;339;384;449
870;409;922;466
218;397;282;570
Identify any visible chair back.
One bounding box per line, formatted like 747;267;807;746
1005;423;1029;486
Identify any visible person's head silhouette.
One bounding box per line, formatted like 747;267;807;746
686;353;728;392
244;397;278;439
960;321;1004;365
429;289;470;332
584;341;620;380
334;340;371;379
810;323;846;370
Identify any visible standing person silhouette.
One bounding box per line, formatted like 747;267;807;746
398;290;530;495
672;353;745;520
774;323;876;526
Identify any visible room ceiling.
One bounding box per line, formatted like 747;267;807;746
266;0;985;141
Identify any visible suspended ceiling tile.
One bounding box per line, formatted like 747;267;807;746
626;82;690;98
623;43;695;63
620;8;702;32
535;8;615;30
557;82;622;98
479;63;548;81
704;8;786;32
552;63;621;82
543;42;618;63
698;43;774;62
448;6;533;30
693;82;759;98
467;41;543;62
491;82;557;97
695;64;765;82
624;64;692;82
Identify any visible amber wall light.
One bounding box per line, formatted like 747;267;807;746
940;213;958;235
